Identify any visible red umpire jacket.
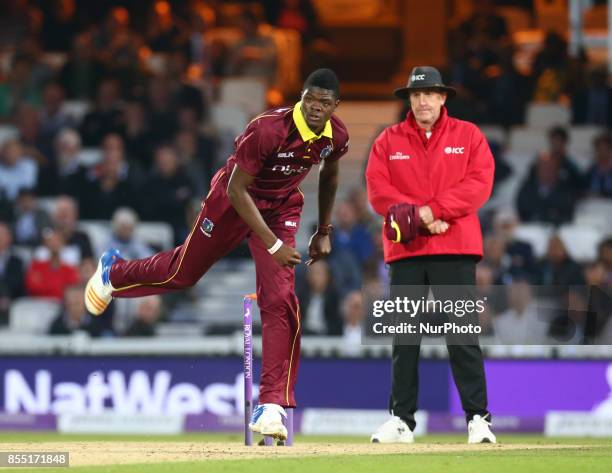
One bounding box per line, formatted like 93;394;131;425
366;107;494;263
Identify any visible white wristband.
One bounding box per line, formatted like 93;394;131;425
267;238;283;255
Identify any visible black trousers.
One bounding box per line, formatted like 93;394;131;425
388;255;489;430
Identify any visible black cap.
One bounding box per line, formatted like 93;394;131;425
393;66;456;100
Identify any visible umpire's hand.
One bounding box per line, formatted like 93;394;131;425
427;220;450;234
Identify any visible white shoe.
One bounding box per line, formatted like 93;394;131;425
249;404;288;440
468;415;496;443
84;249;122;316
371;416;414;443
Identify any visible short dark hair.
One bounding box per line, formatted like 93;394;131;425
303;68;340;98
548;126;568;142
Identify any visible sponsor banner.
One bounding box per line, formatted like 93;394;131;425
0;357;449;416
545;412;612;437
0;413;56;431
301;409;427;436
427;414;543;433
450;361;612;416
57;413;184;435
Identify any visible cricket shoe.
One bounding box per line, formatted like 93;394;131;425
85;248;123;316
370;416;414;443
249;404;288;440
468;414;496;444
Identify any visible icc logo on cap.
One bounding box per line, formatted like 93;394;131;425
411;74;425;81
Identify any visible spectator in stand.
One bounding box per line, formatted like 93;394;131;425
598;238;612;286
487;45;529;126
296;260;341;335
516;152;576;224
121;99;153;170
39;0;78;53
80;78;124;147
51;195;94;265
60;32;106;100
488;140;513;191
168;51;208;117
54;128;87;197
124;295;163;337
572;67;612;127
585;132;612;198
0;139;38;202
92;7;144;93
226;11;278;86
174;104;217;195
14;103;45;161
146;0;186;53
140;145;193;244
532;31;569;103
12;188;51;247
0;55;42;118
583;261;612;342
534;235;585;287
145;76;178;144
38;82;75;155
37;83;75;195
48;284;104;337
0;222;25;325
20;36;56;88
78;133;138;220
265;0;320;45
332;200;374;266
25;228;79;300
104;207;153;260
0;2;36;51
543;126;584;192
341;290;365;356
492;209;536;279
475;263;507;315
347;186;376;234
494;278;549;344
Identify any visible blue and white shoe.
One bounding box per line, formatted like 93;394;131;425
85;249;123;316
249;403;288;440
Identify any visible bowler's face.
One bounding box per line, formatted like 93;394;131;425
301;87;338;133
409;89;446;127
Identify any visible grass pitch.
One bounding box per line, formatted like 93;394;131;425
0;432;610;472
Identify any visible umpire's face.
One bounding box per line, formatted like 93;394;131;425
409;89;447;128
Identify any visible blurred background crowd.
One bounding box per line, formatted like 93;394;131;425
0;0;610;348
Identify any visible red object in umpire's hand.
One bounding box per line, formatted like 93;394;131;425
385;203;419;243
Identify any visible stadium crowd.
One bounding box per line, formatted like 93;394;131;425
0;0;610;344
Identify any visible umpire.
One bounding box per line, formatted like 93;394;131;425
365;66;496;444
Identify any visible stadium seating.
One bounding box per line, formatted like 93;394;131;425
558;224;606;262
574;198;612;233
526;103;571;128
78;220;112;257
219;77;267;118
63;100;91;124
210;103;249;139
9;297;60;334
134;222;173;251
0;124;18;144
514;223;555;258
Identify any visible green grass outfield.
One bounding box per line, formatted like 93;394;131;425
0;432;610;473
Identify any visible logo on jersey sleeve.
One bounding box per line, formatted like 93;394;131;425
200;218;214;237
277;151;295;158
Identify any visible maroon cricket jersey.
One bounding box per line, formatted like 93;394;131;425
224;102;350;201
